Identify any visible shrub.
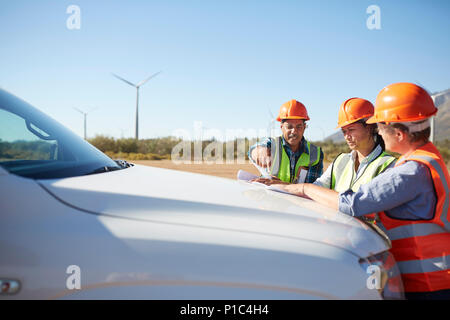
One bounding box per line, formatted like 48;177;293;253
88;135;450;169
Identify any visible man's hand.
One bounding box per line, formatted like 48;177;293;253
251;146;272;169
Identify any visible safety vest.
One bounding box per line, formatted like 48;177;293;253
331;149;395;224
269;137;321;183
331;151;396;192
378;142;450;293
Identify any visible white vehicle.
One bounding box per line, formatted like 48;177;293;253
0;89;403;300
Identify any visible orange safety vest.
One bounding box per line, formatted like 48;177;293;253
378;142;450;292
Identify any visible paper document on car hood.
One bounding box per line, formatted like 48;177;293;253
237;170;298;195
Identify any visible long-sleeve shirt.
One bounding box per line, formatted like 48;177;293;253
248;136;324;183
338;160;436;220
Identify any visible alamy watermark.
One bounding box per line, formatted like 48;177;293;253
66;5;81;30
366;5;381;30
170;121;274;165
66;265;81;290
366;265;382;290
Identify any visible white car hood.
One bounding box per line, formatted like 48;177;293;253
37;164;389;258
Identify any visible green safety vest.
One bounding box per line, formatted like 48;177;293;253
270;136;321;183
330;151;396;192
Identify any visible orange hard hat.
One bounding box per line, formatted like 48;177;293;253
336;98;374;129
367;82;437;124
276;99;310;122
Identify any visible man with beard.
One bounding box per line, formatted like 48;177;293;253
249;99;324;184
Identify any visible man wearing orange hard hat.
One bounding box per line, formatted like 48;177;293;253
273;83;450;300
249;99;324;184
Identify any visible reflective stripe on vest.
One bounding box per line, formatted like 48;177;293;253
331;152;396;192
377;142;450;292
396;254;450;274
270;137;320;183
406;154;450;232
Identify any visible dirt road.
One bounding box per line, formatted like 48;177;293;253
132;160;331;180
132;160;260;179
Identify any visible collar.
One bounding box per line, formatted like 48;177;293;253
281;136;307;156
396;141;433;166
350;144;383;164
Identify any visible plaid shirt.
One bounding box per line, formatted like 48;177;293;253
248;136;324;183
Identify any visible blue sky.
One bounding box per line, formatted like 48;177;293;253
1;0;449;141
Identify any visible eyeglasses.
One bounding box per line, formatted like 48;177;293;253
282;123;307;131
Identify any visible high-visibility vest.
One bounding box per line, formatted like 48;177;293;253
378;142;450;293
331;151;396;192
269;137;321;183
331;149;396;224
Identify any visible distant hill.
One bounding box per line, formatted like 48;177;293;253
433;88;450;141
324;130;344;143
324;88;450;142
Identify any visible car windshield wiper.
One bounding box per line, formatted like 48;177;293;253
84;159;134;176
114;159;134;168
85;166;123;175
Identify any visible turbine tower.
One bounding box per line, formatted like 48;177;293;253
112;71;161;140
268;108;276;137
74;107;96;140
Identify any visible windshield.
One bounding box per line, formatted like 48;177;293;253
0;89;121;179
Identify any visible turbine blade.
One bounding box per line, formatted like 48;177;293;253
137;71;162;87
86;106;98;114
415;80;433;95
73;107;85;114
268;108;275;120
112;73;137;87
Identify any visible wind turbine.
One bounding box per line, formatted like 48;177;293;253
73;107;97;140
268;108;276;137
112;71;161;140
316;125;326;141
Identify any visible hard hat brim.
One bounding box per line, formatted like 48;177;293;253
366;108;437;124
277;116;310;122
336;114;373;129
365;115;379;124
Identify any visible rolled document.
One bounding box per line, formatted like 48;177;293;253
253;163;272;179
